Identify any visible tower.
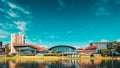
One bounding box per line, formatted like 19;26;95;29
11;34;25;44
10;34;25;54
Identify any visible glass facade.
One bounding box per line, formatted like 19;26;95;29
14;46;36;56
48;45;76;53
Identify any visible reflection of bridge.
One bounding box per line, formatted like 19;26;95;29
47;45;77;55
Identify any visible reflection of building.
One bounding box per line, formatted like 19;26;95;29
90;42;108;53
47;45;77;56
13;43;45;56
11;34;25;44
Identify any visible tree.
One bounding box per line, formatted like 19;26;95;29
51;49;55;53
100;49;112;56
107;41;120;55
56;51;61;57
5;44;10;56
0;49;2;52
116;47;120;54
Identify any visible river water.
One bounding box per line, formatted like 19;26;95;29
0;59;120;68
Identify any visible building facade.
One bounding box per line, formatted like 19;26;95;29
10;34;25;54
77;45;97;56
90;42;108;53
13;44;45;56
11;34;25;44
47;45;77;56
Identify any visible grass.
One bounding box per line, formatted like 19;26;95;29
67;56;112;60
0;56;118;60
0;56;60;60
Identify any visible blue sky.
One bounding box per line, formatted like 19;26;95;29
0;0;120;48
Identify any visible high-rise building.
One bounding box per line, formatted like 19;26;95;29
0;41;2;48
11;34;25;44
10;34;25;54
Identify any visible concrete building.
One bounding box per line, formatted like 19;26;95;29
10;34;25;54
11;34;25;44
77;45;97;56
13;43;45;56
90;42;108;53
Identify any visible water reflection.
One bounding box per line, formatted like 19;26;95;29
0;59;120;68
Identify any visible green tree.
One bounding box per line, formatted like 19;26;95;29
107;41;119;55
100;49;112;56
56;51;61;57
116;46;120;54
5;44;10;56
0;49;2;52
51;49;55;53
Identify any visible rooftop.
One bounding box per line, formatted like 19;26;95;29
13;43;45;51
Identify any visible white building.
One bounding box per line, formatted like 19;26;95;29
90;42;108;53
11;34;25;44
10;34;25;54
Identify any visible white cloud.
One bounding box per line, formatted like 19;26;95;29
7;10;19;18
57;0;65;11
94;0;111;16
100;39;109;42
0;0;32;44
0;0;31;32
48;35;56;39
26;38;33;43
58;0;65;8
14;21;27;33
95;6;110;16
74;46;80;49
3;0;30;15
8;2;17;9
39;39;43;42
89;40;94;43
116;39;120;42
0;30;10;38
0;30;10;35
0;23;3;26
0;35;8;38
0;8;5;12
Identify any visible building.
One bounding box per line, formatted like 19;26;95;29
11;34;25;44
77;45;97;56
90;42;108;53
47;45;77;56
10;34;25;54
0;41;2;48
13;43;45;56
0;41;5;56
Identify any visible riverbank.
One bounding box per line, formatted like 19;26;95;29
0;56;60;60
0;56;120;60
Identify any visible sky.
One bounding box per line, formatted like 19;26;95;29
0;0;120;48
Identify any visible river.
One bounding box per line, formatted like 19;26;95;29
0;59;120;68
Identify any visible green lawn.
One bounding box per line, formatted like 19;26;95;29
0;56;117;60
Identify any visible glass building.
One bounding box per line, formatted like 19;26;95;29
14;46;36;56
48;45;77;55
13;44;45;56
